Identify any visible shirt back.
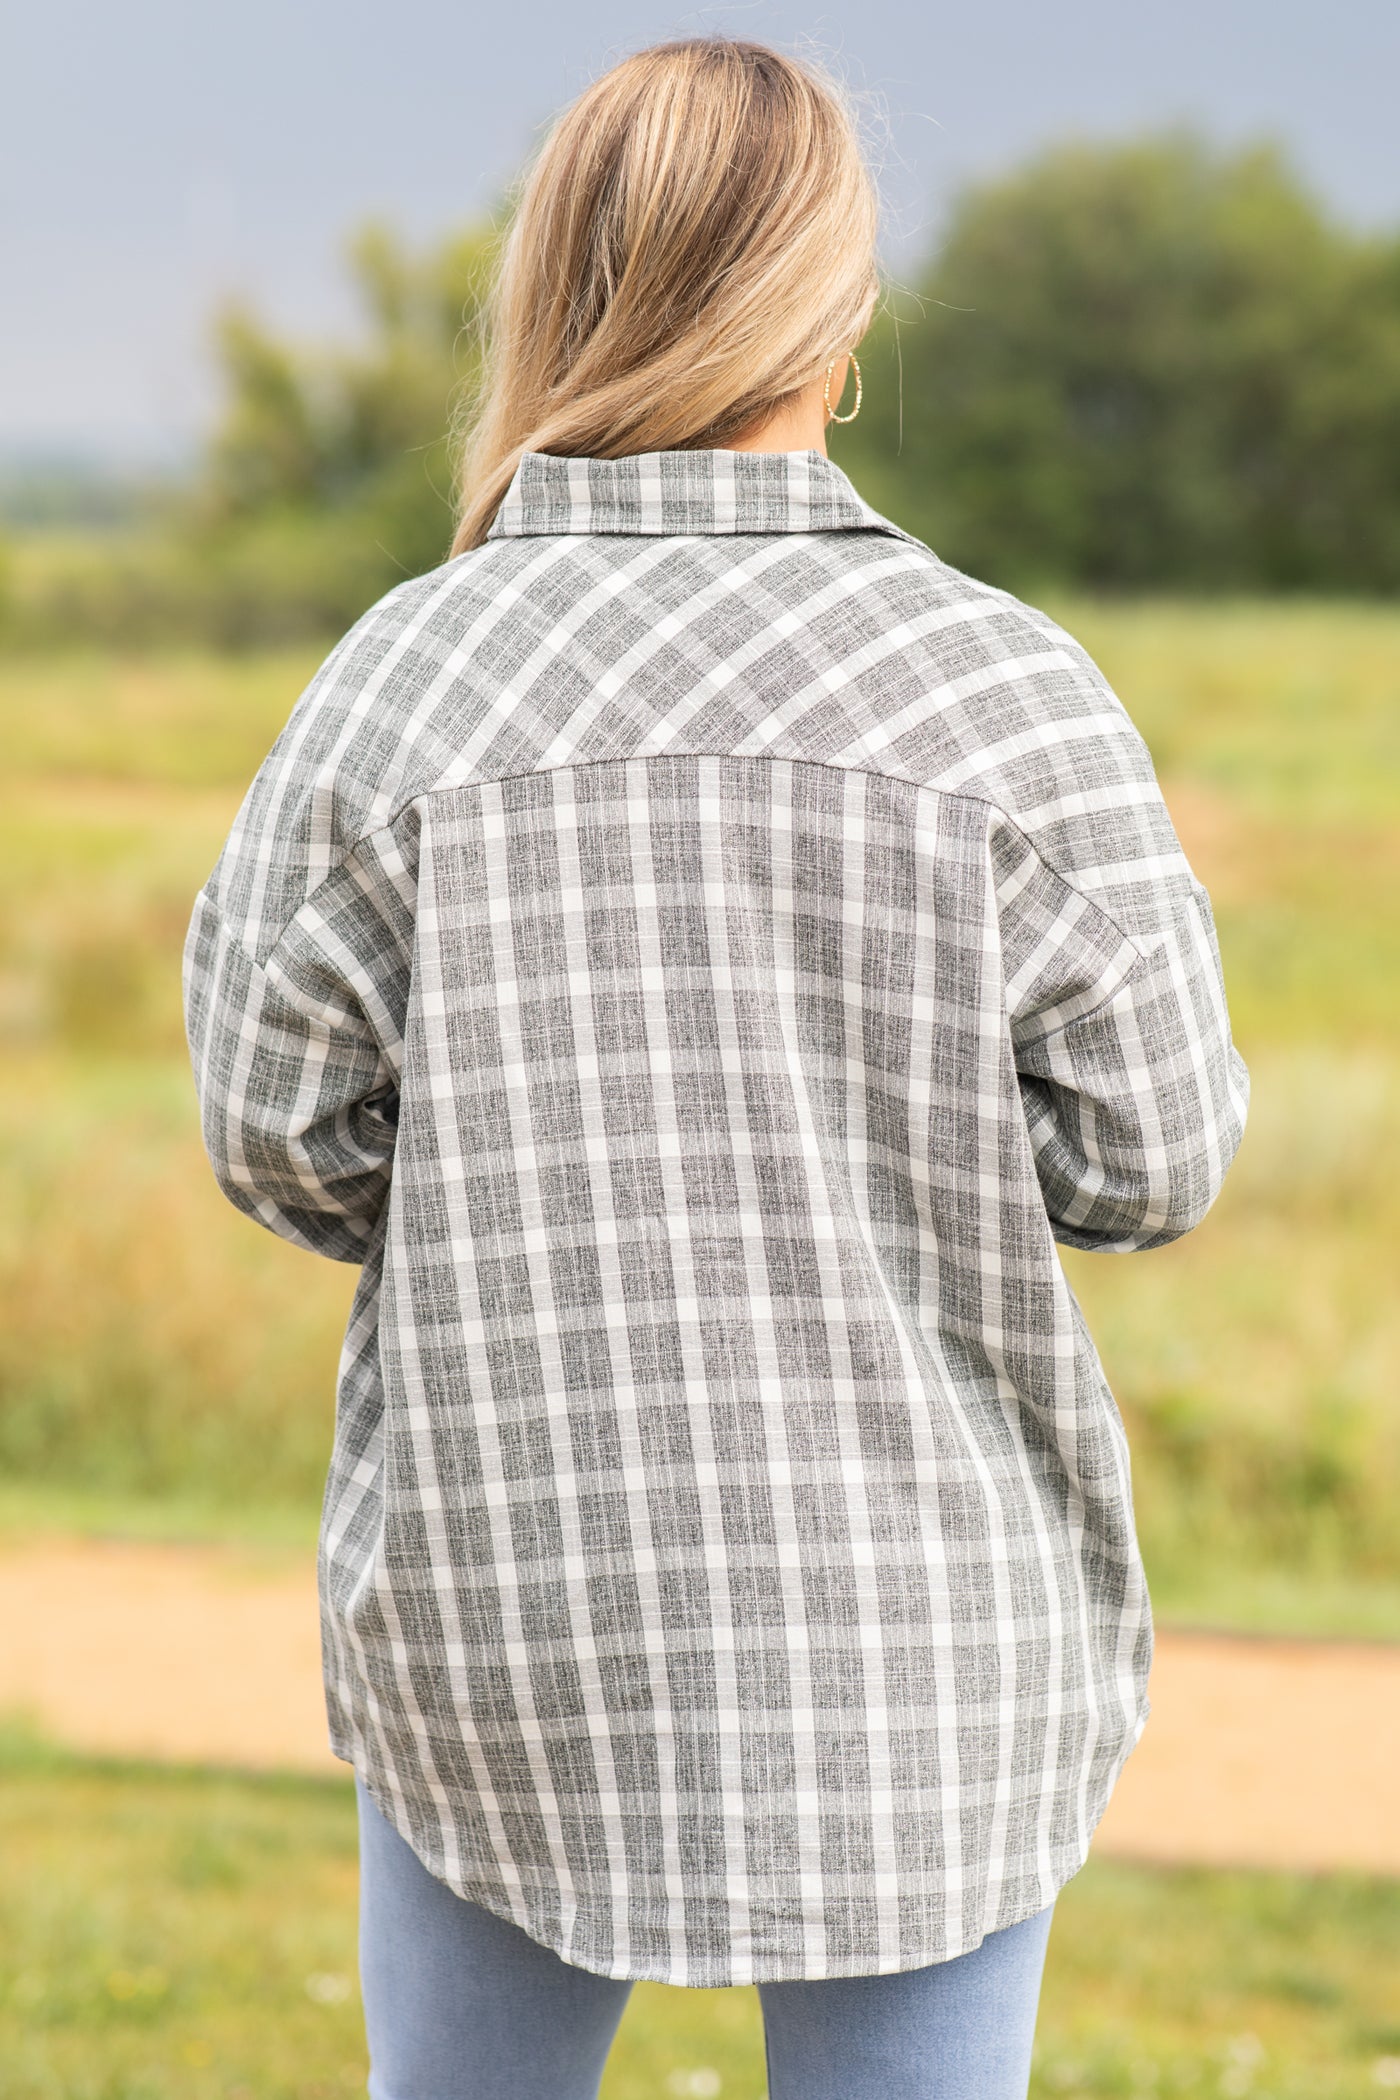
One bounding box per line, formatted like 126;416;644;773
183;448;1248;1985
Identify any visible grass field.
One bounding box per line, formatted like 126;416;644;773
3;1727;1398;2100
1;602;1398;1633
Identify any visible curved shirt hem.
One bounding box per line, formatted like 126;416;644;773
330;1703;1150;1989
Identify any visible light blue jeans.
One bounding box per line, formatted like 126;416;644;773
356;1779;1056;2099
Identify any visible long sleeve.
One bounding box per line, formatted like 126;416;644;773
182;858;405;1265
996;814;1249;1253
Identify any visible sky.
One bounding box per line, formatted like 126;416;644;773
5;0;1397;467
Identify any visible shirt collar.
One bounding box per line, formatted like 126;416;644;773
486;448;917;543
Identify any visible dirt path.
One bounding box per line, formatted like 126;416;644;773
3;1536;1398;1876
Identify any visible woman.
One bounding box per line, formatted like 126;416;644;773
183;37;1248;2100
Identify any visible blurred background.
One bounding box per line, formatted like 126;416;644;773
2;3;1398;2096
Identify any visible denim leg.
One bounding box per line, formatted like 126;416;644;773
355;1778;634;2100
757;1902;1057;2100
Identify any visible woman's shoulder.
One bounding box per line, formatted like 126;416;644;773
809;536;1185;920
806;532;1158;811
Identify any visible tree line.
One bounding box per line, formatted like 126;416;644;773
841;135;1400;594
5;132;1399;646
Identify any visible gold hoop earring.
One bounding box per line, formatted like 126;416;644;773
824;353;862;424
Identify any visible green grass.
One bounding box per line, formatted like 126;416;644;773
2;1731;1398;2100
1;606;1398;1633
1046;599;1400;1047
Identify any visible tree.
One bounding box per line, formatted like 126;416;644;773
191;220;497;634
836;135;1400;592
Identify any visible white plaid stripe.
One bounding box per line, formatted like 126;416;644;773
183;447;1248;1985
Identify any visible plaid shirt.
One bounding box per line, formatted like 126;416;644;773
183;448;1248;1985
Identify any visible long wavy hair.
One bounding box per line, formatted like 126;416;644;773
448;38;880;554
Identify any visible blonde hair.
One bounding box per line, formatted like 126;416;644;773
449;38;880;554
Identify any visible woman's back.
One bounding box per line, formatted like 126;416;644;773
183;442;1246;1985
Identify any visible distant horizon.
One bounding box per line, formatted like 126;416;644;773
7;0;1397;466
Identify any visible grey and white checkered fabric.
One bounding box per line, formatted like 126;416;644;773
183;448;1248;1986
